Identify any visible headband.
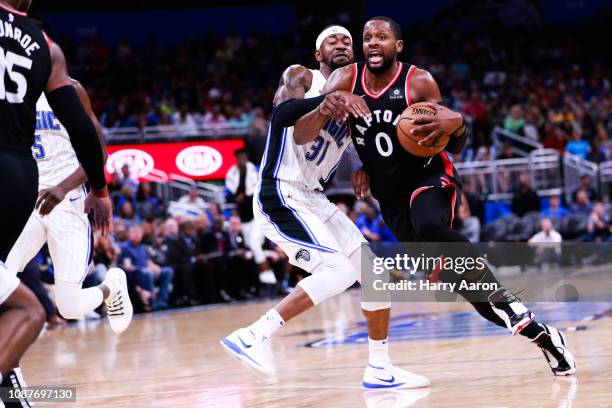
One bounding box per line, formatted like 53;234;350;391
315;25;352;49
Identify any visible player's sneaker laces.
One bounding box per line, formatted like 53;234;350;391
488;288;535;335
103;268;133;334
220;327;275;376
362;364;430;389
532;323;576;376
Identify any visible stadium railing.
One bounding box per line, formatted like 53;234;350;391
491;126;543;157
104;124;252;144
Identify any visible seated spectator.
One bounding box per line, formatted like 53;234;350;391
203;104;228;130
571;175;599;202
458;200;481;242
570;190;593;216
496;141;518;160
172;102;198;136
503;105;525;134
93;231;119;283
565;132;591;159
198;215;234;302
136;181;163;218
355;202;396;243
116;201;141;227
119;225;174;311
167;220;199;306
583;201;611;242
177;187;208;217
522;109;540;141
541;195;568;218
528;218;562;264
511;173;540;216
120;164;139;192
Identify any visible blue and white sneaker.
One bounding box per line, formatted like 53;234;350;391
220;327;275;376
363;364;430;389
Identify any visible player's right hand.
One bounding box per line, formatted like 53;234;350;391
336;91;371;120
351;169;370;199
84;188;113;237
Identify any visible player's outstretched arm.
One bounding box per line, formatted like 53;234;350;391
271;65;333;131
409;68;467;154
36;79;107;216
293;64;370;145
45;42;112;235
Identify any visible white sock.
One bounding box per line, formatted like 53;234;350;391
369;337;391;367
249;308;285;339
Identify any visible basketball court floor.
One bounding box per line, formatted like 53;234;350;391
21;290;612;407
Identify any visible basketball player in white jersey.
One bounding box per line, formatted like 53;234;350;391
6;79;133;333
221;26;429;389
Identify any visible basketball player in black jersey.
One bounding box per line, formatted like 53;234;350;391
292;17;576;377
0;1;111;404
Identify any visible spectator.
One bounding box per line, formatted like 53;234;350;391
458;200;481;242
565;132;591;159
571;175;599;203
584;201;610;242
203;104;228;130
118;225;174;310
511;174;541;216
119;164;139;192
528;218;562;264
225;148;275;284
569;190;593;215
177;187;208;217
541;195;568;219
503;105;525;134
136;181;163;218
172;103;198;136
529;218;563;244
167;220;199;306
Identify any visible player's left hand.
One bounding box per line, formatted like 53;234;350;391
36;185;69;216
351;169;370;199
410;102;463;147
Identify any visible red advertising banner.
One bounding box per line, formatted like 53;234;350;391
105;139;245;181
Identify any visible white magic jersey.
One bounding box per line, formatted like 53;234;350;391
267;69;351;191
32;93;80;190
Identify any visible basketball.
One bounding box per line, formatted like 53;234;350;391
396;102;451;157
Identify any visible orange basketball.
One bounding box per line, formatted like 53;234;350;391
396;102;451;157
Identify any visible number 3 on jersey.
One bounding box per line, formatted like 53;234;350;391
305;135;331;166
0;45;32;103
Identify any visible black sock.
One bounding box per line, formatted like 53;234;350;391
519;320;545;340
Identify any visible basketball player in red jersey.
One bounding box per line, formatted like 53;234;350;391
293;17;576;377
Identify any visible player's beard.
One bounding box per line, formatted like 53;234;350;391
367;55;394;74
328;57;351;71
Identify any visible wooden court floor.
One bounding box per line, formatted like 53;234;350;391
20;290;612;407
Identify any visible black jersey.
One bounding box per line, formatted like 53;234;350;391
0;6;51;152
348;61;458;202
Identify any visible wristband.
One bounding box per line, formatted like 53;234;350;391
92;186;109;198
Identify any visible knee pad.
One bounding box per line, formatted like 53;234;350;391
349;245;391;311
297;252;358;305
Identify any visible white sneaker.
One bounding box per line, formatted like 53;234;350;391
363;364;430;389
259;270;277;285
364;388;431;408
103;268;133;333
220;327;275;376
